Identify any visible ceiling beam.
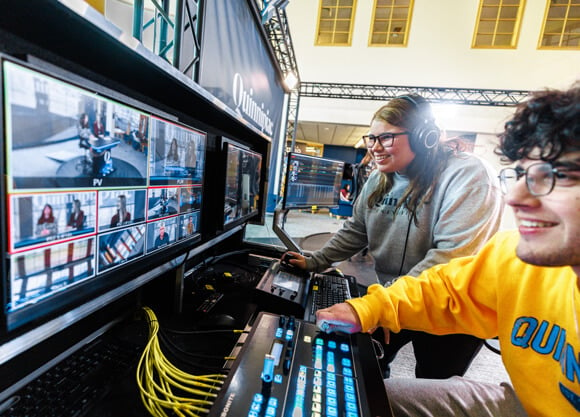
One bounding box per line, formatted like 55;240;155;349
299;82;531;107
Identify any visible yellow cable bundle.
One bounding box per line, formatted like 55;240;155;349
137;307;228;417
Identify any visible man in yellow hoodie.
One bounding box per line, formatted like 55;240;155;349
316;83;580;417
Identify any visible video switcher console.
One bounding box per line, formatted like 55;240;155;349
208;312;392;417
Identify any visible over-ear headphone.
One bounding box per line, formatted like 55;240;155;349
397;95;440;152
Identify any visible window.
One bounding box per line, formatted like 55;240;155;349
472;0;526;48
369;0;414;46
316;0;357;46
539;0;580;49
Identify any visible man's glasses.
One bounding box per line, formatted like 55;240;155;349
362;131;410;148
498;161;578;197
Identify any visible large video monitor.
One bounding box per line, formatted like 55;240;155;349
0;56;207;332
282;153;345;209
222;139;263;229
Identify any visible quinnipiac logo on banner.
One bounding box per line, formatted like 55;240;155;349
198;0;285;141
232;73;274;137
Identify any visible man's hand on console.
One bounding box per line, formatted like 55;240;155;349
315;302;363;334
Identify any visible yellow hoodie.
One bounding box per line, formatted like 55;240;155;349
347;230;579;417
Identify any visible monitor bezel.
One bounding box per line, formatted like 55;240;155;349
220;137;263;231
0;54;206;335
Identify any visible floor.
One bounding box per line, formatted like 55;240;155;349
246;210;511;385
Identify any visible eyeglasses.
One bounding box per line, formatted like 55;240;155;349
498;161;578;197
362;131;410;148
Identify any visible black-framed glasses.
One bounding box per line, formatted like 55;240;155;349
362;131;410;148
498;161;578;197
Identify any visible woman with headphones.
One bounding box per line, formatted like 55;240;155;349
285;94;504;379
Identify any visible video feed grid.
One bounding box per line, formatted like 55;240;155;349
148;116;206;186
178;211;201;240
3;60;148;190
97;224;146;273
147;186;180;220
9;191;97;252
97;189;147;232
178;185;202;214
146;218;178;253
9;237;96;311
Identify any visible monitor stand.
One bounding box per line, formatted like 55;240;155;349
272;205;303;254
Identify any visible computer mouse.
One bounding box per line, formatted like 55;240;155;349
280;253;309;277
197;314;238;330
280;252;298;268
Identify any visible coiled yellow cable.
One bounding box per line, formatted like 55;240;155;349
137;307;229;416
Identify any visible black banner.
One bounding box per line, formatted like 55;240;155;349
199;0;285;141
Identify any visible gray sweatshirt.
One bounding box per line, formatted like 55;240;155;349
304;153;504;285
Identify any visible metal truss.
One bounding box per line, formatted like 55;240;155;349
299;82;531;107
254;1;301;84
132;0;201;80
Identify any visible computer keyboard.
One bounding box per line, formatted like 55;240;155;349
1;335;143;417
304;274;360;322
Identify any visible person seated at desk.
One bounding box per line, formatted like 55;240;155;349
110;194;131;228
78;113;95;156
67;199;85;230
153;223;170;250
93;114;105;137
316;83;580;417
36;203;58;237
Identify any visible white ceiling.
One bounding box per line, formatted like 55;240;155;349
294;120;369;148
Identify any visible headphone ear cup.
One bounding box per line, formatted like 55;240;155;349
417;119;440;150
409;120;440;152
397;95;440;152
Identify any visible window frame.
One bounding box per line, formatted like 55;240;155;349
471;0;526;49
538;0;580;50
368;0;414;47
315;0;358;46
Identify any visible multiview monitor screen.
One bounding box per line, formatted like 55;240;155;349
1;57;207;331
223;141;262;227
283;153;345;209
148;116;206;186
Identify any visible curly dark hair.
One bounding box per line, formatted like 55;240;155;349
497;82;580;163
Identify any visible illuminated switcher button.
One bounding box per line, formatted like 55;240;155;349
261;354;275;383
346;402;358;412
328;340;337;349
326;405;338;417
340;343;350;352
